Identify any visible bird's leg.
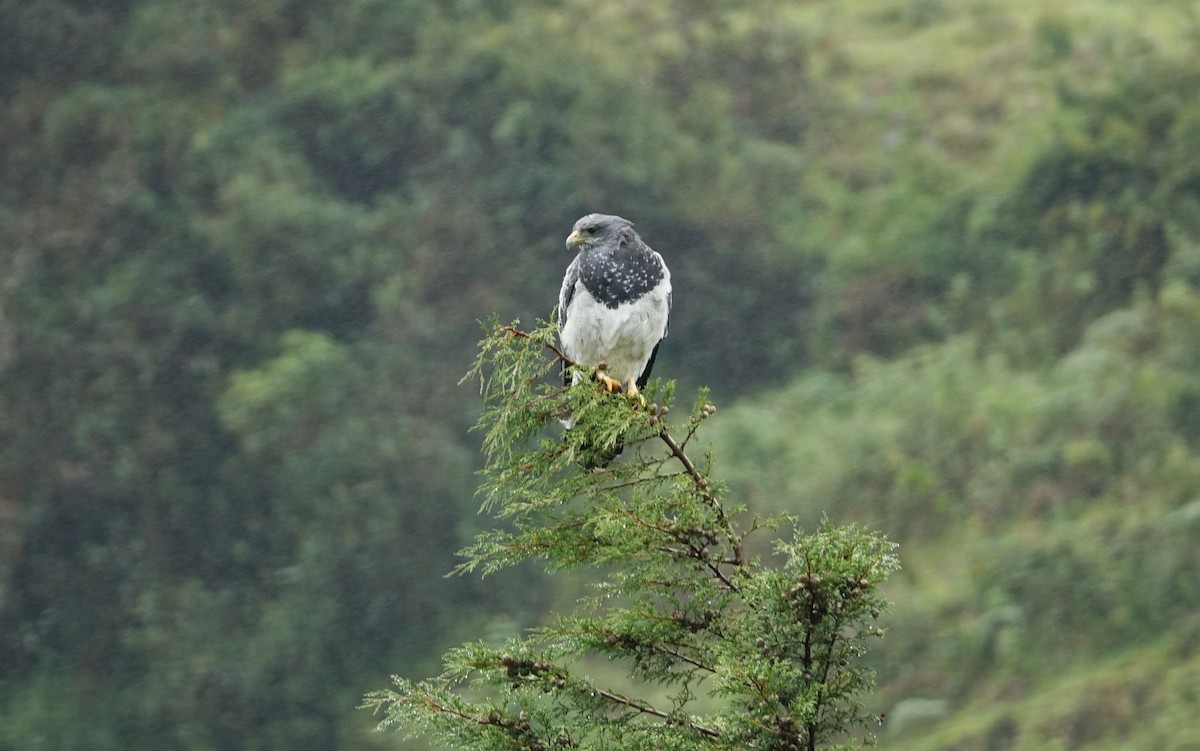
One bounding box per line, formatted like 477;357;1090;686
594;362;623;393
625;380;647;408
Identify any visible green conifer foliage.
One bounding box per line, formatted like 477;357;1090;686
365;320;898;751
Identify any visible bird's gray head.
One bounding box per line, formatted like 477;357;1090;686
565;213;633;251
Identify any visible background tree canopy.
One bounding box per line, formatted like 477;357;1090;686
1;0;1199;748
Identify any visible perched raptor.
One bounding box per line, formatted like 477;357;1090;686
558;213;672;407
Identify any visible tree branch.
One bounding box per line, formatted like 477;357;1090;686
659;427;747;569
592;687;720;738
500;323;571;365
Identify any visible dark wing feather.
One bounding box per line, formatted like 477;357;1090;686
635;250;671;389
662;255;672;337
636;342;661;389
558;257;580;323
558;257;581;386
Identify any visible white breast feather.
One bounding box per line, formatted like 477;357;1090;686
560;278;671;386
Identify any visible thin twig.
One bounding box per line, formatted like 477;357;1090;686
500;324;571;364
561;625;717;674
703;556;740;591
659;428;747;569
592;687;720;738
419;697;494;726
646;643;716;674
597;471;686;494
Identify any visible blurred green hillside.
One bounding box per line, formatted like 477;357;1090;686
2;0;1199;748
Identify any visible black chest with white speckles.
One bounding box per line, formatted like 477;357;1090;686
577;242;664;309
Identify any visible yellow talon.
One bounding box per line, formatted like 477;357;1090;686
593;365;646;407
595;369;623;393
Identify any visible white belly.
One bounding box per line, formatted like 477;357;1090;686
560;283;670;386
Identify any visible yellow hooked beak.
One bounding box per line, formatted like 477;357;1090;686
566;230;585;248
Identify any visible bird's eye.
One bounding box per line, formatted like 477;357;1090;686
584;226;596;234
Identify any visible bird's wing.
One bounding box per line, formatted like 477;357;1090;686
656;249;671;339
559;256;580;326
636;341;661;389
636;248;671;387
559;257;581;386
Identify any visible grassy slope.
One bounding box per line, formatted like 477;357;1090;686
708;2;1200;749
791;0;1200;253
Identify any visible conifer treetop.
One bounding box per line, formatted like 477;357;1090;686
365;319;898;751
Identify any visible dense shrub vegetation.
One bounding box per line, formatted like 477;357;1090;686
2;1;1199;748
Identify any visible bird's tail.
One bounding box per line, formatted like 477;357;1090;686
560;364;636;469
576;434;623;470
